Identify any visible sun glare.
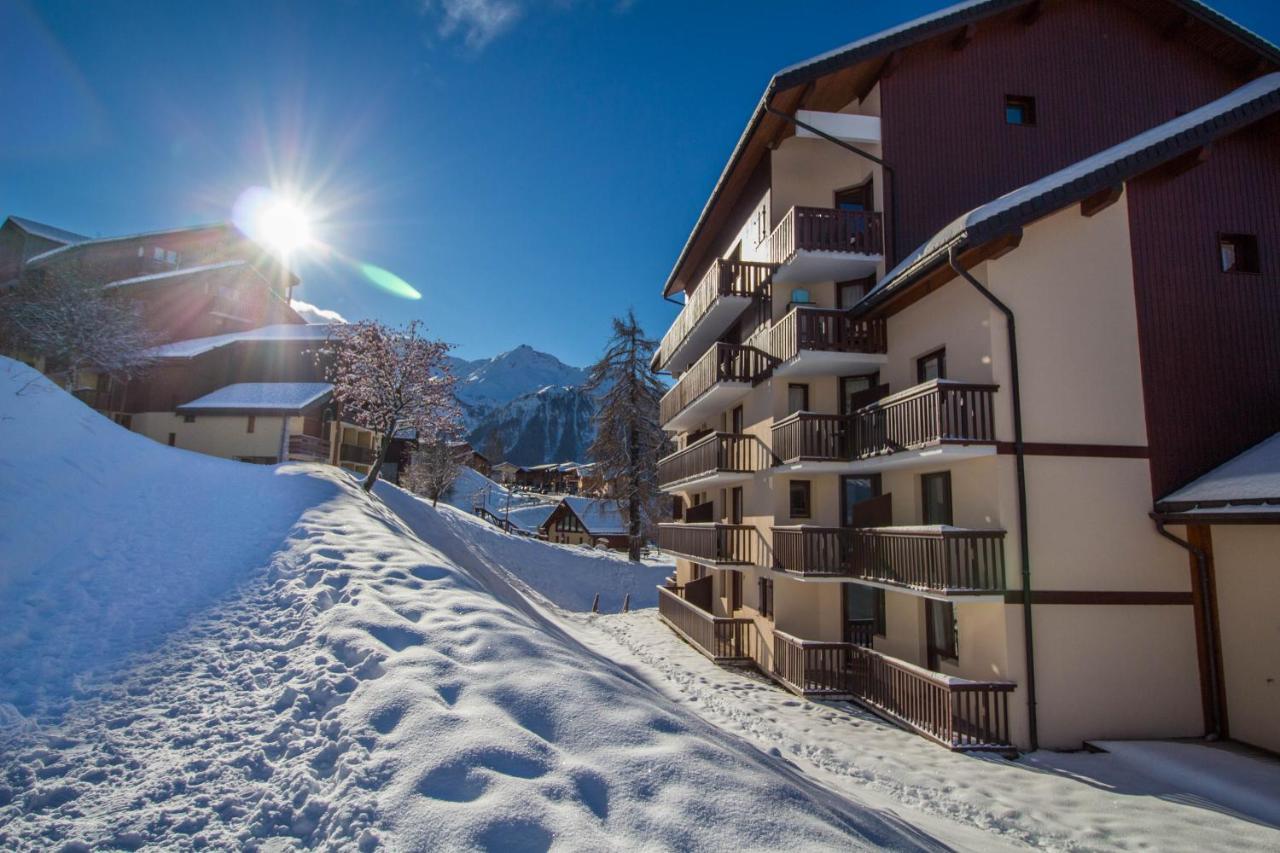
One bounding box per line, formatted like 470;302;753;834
232;186;314;258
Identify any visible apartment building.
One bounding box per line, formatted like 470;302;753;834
652;0;1280;753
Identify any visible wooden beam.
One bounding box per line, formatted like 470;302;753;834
1153;144;1212;179
881;50;903;80
951;23;976;51
1080;185;1123;217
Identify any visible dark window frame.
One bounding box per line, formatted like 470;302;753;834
787;383;810;414
789;480;812;519
758;577;774;619
927;599;960;665
916;348;947;384
729;570;743;611
1218;232;1260;275
873;588;887;637
921;471;954;526
247;415;256;433
1004;94;1037;127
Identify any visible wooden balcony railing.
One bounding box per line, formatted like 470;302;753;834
848;645;1016;751
770;206;884;265
755;307;887;365
772;412;850;464
851;527;1006;594
339;443;376;465
853;379;998;459
658;523;757;565
771;526;1007;593
659;342;775;427
658;586;755;662
772;629;855;698
847;618;876;648
657;260;775;371
658;432;772;489
287;433;330;462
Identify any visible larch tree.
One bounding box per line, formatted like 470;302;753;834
585;309;666;561
402;441;462;507
326;320;460;492
1;260;157;392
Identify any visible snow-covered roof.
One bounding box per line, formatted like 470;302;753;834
104;259;248;290
146;323;331;359
1159;432;1280;513
6;216;87;245
553;496;628;535
865;72;1280;303
176;382;332;414
23;221;233;267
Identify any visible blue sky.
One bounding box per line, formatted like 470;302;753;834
4;0;1279;365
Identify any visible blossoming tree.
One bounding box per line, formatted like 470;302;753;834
327;320;460;492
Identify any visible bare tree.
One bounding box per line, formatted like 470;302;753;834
1;260;156;393
479;428;506;465
326;320;460;492
402;441;462;506
585;310;666;561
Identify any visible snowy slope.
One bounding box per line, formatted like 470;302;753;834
0;359;927;851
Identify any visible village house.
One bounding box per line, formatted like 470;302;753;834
539;496;630;550
448;441;492;477
652;0;1280;753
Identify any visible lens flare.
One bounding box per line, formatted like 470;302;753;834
360;263;421;300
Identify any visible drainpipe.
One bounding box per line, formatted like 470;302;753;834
1152;519;1223;740
948;246;1039;751
764;107;899;267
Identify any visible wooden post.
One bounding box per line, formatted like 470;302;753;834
591;593;600;614
622;593;631;613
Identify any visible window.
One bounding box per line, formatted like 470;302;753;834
183;414;196;423
167;433;176;447
247;415;256;433
153;246;165;261
787;383;809;414
729;486;744;525
927;599;959;666
789;288;811;305
838;276;874;309
873;588;887;637
729;570;743;611
921;472;954;526
917;348;946;383
730;405;744;434
1005;95;1036;126
789;480;812;519
758;577;774;619
1220;233;1259;273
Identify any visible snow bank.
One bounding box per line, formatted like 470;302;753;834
0;358;928;850
0;359;333;721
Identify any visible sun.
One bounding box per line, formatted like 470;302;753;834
232;187;314;258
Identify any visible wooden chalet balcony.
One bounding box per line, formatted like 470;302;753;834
657;585;755;663
655;260;774;374
752;306;887;378
657;432;772;491
658;522;758;566
286;433;330;462
771;631;1015;751
769;206;884;284
339;443;376;466
659;342;775;431
772;412;852;465
771;525;1007;596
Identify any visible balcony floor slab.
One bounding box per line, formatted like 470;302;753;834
659;469;755;493
772;349;888;379
771;443;997;476
773;250;882;285
661;295;753;375
663;381;752;432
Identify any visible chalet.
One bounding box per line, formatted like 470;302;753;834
652;0;1280;754
491;461;522;485
539;496;630;550
448;441;493;477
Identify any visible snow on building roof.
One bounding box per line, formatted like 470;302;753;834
7;216;88;245
556;496;628;535
176;382;332;414
104;259;248;290
23;221;233;267
865;72;1280;304
1159;432;1280;511
146;323;331;359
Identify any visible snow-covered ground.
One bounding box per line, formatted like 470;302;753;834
569;611;1280;852
0;359;927;850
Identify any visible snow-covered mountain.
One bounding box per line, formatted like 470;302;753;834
448;345;596;465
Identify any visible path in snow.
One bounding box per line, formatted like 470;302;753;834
570;612;1280;853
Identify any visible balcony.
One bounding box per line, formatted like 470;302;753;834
659;342;775;431
770;630;1015;751
658;432;772;492
771;525;1007;597
753;306;887;378
769;206;883;284
286;433;330;463
772;380;999;475
658;523;758;566
339;443;376;466
655;260;774;374
657;585;755;663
